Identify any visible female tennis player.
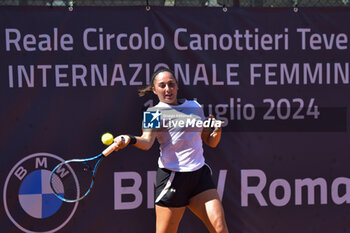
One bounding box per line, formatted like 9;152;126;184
113;68;229;233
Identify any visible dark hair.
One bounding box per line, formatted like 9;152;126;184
138;67;177;97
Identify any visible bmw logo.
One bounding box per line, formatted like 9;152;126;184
3;152;78;232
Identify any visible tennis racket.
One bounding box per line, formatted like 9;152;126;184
49;137;124;203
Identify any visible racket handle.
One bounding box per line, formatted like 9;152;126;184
102;136;125;157
102;142;117;157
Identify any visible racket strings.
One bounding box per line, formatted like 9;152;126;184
51;161;96;201
82;161;93;172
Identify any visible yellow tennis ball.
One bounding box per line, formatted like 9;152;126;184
101;133;114;145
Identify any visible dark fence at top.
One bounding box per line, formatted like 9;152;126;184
0;0;349;7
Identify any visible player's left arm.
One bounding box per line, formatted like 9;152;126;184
201;115;222;148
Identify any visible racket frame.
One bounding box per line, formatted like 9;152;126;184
49;139;120;202
49;153;104;203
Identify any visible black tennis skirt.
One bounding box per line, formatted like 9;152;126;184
155;164;216;207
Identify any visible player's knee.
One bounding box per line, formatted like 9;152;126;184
156;223;179;233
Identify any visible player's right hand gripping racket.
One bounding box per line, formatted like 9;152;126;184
49;138;123;203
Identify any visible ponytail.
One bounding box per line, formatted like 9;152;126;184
138;85;153;97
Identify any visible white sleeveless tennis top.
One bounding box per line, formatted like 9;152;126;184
148;99;206;172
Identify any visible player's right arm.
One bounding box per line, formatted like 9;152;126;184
114;129;156;151
132;129;156;150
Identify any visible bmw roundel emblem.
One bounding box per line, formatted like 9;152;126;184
3;152;78;232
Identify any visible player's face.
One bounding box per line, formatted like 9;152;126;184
152;71;179;105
